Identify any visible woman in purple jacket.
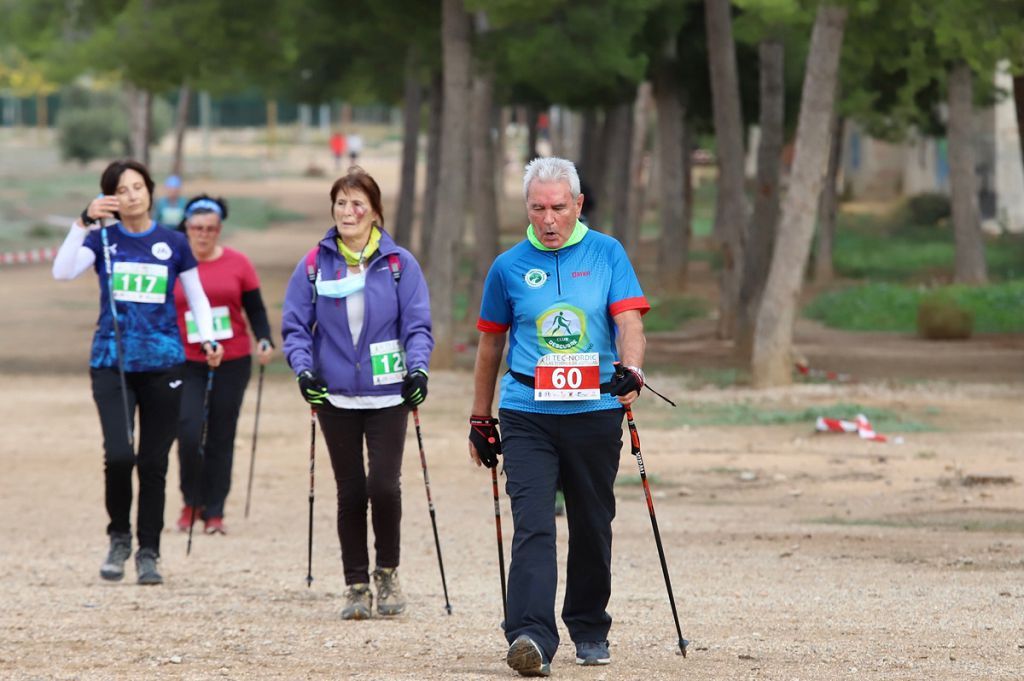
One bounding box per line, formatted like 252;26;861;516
281;167;433;620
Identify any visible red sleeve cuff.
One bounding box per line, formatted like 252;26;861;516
609;296;650;317
477;318;510;333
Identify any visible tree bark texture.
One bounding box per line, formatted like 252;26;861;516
428;0;473;368
705;0;748;339
947;62;988;284
420;71;444;267
814;113;844;284
1014;75;1024;167
736;40;784;360
394;47;422;251
526;104;539;161
598;101;634;233
469;67;500;324
654;46;689;291
127;85;152;166
751;4;848;388
623;83;652;254
172;84;191;177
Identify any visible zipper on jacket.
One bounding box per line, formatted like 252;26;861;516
554;252;561;295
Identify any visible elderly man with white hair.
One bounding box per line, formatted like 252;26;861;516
468;157;649;677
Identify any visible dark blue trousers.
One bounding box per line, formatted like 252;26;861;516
499;407;623;662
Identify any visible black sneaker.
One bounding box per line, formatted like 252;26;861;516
506;635;550;677
135;548;163;585
99;532;132;581
575;640;610;666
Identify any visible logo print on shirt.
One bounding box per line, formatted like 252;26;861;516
151;242;172;260
524;268;547;288
169;379;183;389
536;305;588;352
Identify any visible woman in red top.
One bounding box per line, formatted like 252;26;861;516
173;195;274;534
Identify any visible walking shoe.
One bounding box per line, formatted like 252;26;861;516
506;635;550;677
176;505;199;532
340;584;373;620
135;548;163;585
575;640;610;666
99;532;132;581
372;567;407;616
203;517;226;535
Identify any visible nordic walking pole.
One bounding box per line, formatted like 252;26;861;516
99;225;133;450
243;363;265;519
306;408;316;588
187;367;216;556
411;407;452;614
491;465;508;624
615;363;688;657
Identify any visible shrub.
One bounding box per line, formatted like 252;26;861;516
917;291;973;339
56;85;170;164
904;192;951;227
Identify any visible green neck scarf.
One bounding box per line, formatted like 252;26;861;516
336;226;382;267
527;220;588;251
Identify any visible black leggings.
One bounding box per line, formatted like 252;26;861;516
177;357;252;519
91;365;184;553
316;403;409;585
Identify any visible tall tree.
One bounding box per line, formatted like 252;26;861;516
814;109;843;283
394;47;423;249
947;61;987;283
705;0;749;339
429;0;473;368
752;3;848;388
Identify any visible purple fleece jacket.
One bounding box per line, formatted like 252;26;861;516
281;227;433;397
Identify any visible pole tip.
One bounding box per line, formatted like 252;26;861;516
445;605;453;615
677;639;689;657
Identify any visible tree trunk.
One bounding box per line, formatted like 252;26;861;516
623;83;652;254
36;94;48;129
736;39;784;359
469;67;499;328
751;4;848;388
814;112;844;284
127;86;152;166
654;45;689;291
947;62;988;284
394;47;422;250
599;101;634;233
526;104;539;160
266;100;278;159
428;0;473;368
1014;75;1024;167
420;71;444;265
199;91;212;175
705;0;748;340
578;108;600;184
172;83;191;177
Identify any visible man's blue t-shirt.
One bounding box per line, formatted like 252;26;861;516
477;226;649;415
83;222;197;371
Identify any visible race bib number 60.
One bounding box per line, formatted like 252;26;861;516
534;352;600;401
111;262;168;303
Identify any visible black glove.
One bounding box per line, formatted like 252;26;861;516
297;370;328;405
401;369;429;407
469;415;502;469
609;362;644;397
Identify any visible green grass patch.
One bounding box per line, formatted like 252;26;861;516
644;295;710;332
650;402;935;431
804;281;1024;333
811;510;1024;533
226;197;305;231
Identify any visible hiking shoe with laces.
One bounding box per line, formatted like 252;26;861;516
99;532;132;581
203;517;226;535
176;505;198;532
341;584;373;620
372;567;407;616
575;640;610;666
135;548;163;585
506;635;551;677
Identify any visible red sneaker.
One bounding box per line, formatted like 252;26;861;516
204;517;226;535
176;505;199;533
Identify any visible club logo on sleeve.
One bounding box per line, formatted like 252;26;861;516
151;242;172;260
524;268;547;288
536;305;589;352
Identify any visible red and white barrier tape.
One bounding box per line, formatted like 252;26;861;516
1;247;58;266
815;414;903;444
796;362;854;383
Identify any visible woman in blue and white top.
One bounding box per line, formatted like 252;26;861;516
52;159;223;586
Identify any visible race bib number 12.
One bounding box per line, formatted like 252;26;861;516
111;262;168;303
370;339;406;385
534;352;600;401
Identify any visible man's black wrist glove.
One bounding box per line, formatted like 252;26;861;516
469;415;502;468
297;370;328;405
401;369;429;407
610;363;645;397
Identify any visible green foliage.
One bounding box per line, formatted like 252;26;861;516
643;295;710;332
903;192;951;227
805;281;1024;333
225;198;305;231
916;290;973;339
55;85;172;163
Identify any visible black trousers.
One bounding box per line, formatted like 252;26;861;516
91;365;184;553
316;403;409;585
177;357;251;519
499;408;624;662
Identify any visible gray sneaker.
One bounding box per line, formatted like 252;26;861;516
341;583;373;620
372;567;407;616
575;640;610;666
99;532;132;581
135;548;163;585
506;635;551;677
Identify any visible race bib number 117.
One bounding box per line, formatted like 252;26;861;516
111;262;168;304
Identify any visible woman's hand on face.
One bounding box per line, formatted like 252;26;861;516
257;339;274;366
84;196;121;227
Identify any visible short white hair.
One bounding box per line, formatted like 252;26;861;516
523;157;580;200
